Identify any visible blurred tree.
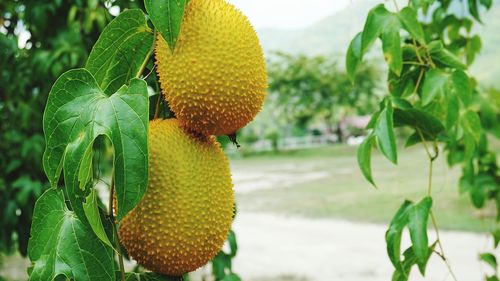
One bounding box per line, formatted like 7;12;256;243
0;0;142;256
267;52;380;141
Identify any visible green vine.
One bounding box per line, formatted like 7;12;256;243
348;0;499;280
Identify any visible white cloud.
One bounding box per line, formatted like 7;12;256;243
228;0;351;29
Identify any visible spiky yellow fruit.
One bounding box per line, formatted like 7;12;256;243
119;119;234;276
155;0;267;136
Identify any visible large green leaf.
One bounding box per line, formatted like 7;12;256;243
398;7;426;45
346;32;363;83
145;0;187;52
386;200;413;271
407;196;432;274
479;253;498;270
357;134;376;186
374;102;398;164
86;9;154;95
28;189;115;281
43;68;149;222
421;68;449;105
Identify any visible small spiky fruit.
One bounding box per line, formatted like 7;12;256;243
155;0;267;136
119;119;234;276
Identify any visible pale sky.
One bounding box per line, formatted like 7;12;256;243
228;0;351;30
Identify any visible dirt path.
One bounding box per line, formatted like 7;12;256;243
231;212;493;281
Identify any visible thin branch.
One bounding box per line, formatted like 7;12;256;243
411;68;425;97
412;39;425;65
135;29;157;79
154;94;162;119
416;128;457;281
109;177;126;281
403;61;427;66
431;212;459;281
392;0;400;12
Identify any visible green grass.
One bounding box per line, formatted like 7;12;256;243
231;144;497;232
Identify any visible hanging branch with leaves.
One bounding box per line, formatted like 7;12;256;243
347;0;499;280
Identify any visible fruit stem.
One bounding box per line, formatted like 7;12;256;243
109;176;126;281
136;29;157;79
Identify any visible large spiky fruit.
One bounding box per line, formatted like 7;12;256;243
119;119;234;276
155;0;267;136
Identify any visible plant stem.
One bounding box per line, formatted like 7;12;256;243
411;68;425;97
416;129;458;281
154;94;161;119
392;0;400;12
109;177;126;281
430;212;458;281
136;29;157;79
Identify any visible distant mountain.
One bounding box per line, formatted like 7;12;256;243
257;0;378;56
258;0;500;87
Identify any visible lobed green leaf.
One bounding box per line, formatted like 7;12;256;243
42;69;149;222
28;189;115;281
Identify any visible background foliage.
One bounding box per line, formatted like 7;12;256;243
0;0;143;256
